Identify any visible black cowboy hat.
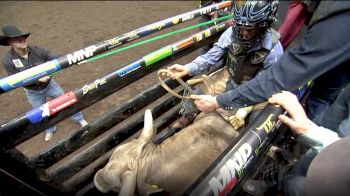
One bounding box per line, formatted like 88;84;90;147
0;25;30;46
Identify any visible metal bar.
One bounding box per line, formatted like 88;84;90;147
82;14;233;64
46;88;182;183
0;20;232;149
0;150;60;196
186;104;285;196
0;167;46;196
0;1;232;94
28;79;179;168
63;104;181;194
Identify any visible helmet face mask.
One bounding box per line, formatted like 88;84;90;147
232;0;279;45
233;23;266;44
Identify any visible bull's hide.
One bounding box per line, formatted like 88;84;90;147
94;109;240;195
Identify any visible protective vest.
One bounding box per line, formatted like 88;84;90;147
226;28;280;85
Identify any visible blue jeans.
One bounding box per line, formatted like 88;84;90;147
24;79;85;134
305;64;350;124
319;83;350;137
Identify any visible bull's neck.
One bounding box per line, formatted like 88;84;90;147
142;135;196;182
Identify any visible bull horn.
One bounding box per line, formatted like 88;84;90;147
139;109;156;142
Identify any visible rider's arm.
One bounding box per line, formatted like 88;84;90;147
215;12;350;110
184;27;231;76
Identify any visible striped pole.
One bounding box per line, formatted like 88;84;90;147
0;1;232;94
186;105;285;196
186;88;309;195
0;20;233;148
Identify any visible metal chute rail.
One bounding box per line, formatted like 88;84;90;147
0;1;232;94
0;18;232;195
0;1;299;195
0;20;233;149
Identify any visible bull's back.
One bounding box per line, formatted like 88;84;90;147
155;112;239;194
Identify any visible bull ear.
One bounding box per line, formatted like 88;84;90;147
139;109;156;142
94;169;112;193
119;170;137;196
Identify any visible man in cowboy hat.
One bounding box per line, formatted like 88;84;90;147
0;25;88;141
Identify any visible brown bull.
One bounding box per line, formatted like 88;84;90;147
94;109;241;195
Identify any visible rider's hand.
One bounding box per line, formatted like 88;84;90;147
268;91;311;136
191;95;220;113
163;64;190;80
38;76;51;83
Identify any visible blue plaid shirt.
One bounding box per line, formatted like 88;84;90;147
184;27;283;108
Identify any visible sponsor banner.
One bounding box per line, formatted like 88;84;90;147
104;37;123;50
209;142;253;196
145;22;166;32
115;63;142;77
219;1;232;9
26;91;78;124
181;14;195;22
172;18;180;25
204;29;211;38
195;33;204;42
188;105;283;196
172;37;194;52
26;106;46;124
200;6;213;15
47;91;78;114
66;45;97;65
125;31;140;42
0;60;60;91
82;78;107;95
143;46;173;66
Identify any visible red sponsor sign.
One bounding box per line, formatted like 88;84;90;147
173;37;194;51
47;91;78;115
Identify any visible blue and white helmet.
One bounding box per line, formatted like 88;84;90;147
232;0;279;44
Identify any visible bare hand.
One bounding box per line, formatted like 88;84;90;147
162;64;190;80
191;95;220;113
268;91;311;135
208;11;218;20
38;76;51;83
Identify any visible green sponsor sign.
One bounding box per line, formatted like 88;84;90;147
143;46;173;66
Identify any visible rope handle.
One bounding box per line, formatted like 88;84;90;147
157;69;200;100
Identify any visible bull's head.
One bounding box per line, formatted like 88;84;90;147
94;109;158;196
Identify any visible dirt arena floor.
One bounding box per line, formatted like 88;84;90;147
0;1;202;157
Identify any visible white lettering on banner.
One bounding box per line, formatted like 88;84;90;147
181;14;194;22
146;23;165;31
125;31;139;41
200;7;212;15
66;45;97;65
209;143;252;196
51;98;77;113
82;78;107;95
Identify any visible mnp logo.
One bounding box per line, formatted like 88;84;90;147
209;143;252;196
